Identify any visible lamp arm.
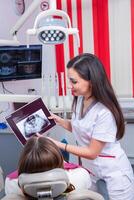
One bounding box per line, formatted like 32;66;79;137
49;0;57;10
10;0;41;36
67;28;80;47
0;39;20;46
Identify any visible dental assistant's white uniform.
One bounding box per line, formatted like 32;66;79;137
71;96;134;200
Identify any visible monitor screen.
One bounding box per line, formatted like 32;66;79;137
0;44;42;81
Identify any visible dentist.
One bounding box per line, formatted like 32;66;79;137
49;53;134;200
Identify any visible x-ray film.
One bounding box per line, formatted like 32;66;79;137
5;98;56;145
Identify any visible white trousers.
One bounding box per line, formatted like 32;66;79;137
90;174;134;200
107;174;134;200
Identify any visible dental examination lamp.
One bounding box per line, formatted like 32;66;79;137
0;0;80;103
26;9;80;46
0;0;79;46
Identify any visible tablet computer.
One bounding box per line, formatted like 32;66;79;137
5;98;56;145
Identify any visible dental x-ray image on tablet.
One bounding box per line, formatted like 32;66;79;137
5;98;56;145
17;109;50;138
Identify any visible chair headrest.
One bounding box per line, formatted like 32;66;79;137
18;168;70;198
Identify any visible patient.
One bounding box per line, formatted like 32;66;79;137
5;136;91;197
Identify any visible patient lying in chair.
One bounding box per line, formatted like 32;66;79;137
4;137;91;197
3;136;104;200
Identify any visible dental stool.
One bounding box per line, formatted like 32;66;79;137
2;168;104;200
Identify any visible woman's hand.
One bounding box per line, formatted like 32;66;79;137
35;132;42;137
46;137;65;149
48;113;64;126
46;137;61;148
35;134;66;151
46;136;56;143
48;113;72;132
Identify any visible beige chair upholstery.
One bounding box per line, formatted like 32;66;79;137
67;189;104;200
2;168;104;200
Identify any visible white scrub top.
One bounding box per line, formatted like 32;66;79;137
71;96;134;181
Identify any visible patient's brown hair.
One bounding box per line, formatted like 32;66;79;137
18;136;64;175
18;136;75;197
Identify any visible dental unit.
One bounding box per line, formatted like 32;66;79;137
0;0;79;112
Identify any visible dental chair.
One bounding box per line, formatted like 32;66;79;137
0;166;4;192
2;168;104;200
0;166;4;199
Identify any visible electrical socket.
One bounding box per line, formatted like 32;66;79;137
28;88;35;94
